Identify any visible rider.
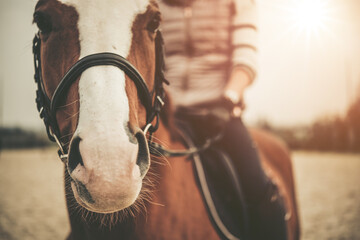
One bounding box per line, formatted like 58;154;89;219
159;0;288;239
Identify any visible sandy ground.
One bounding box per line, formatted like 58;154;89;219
292;151;360;240
0;148;359;240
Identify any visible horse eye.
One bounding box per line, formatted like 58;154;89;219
147;14;161;33
33;12;52;34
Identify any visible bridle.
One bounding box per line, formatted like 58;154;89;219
33;30;222;163
33;30;168;162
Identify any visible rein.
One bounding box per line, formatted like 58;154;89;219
32;30;219;162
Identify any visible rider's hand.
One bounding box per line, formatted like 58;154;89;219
223;90;244;118
222;66;252;117
206;96;242;124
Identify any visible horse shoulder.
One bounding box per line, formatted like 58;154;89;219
249;128;292;180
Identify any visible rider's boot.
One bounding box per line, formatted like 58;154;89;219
220;118;288;240
247;181;288;240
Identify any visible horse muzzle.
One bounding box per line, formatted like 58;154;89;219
66;128;150;213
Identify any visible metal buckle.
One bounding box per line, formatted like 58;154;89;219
49;128;68;163
39;107;44;117
156;96;165;107
59;152;69;163
143;123;153;135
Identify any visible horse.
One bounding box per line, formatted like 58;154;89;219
32;0;300;239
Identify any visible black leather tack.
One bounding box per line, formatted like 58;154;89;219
32;31;168;154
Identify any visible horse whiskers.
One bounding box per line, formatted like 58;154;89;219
137;198;148;221
63;165;158;229
148;135;170;148
142;179;158;188
64;111;79;120
148;146;166;159
62;149;162;228
150;154;169;165
148;201;165;207
149;147;172;169
59;131;76;140
57;99;79;109
62;142;71;149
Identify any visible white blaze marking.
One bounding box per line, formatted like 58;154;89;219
57;0;149;177
58;0;149;132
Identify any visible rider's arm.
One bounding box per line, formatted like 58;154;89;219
224;0;258;102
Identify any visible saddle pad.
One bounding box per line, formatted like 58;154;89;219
179;130;249;240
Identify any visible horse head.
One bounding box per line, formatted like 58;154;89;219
33;0;162;214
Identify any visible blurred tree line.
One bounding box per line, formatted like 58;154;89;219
1;96;359;152
260;97;360;152
0;127;51;149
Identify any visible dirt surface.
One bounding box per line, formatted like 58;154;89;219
292;151;360;240
0;148;359;240
0;148;69;240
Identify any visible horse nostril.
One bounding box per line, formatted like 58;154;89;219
135;132;150;178
68;136;84;173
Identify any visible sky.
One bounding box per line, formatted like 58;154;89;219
0;0;360;130
246;0;360;126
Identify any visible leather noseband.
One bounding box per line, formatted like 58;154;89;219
51;53;153;123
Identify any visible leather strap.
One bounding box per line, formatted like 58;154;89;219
50;53;153;135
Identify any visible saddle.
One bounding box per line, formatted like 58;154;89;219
175;106;249;240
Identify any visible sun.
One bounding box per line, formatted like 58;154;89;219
286;0;334;41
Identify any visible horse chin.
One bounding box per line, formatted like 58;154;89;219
70;180;141;214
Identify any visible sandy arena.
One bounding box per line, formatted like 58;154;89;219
0;148;359;240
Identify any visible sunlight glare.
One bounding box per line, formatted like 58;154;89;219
288;0;332;40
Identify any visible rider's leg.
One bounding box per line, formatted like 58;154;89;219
219;118;288;240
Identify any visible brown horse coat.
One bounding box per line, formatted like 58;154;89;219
33;0;300;239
